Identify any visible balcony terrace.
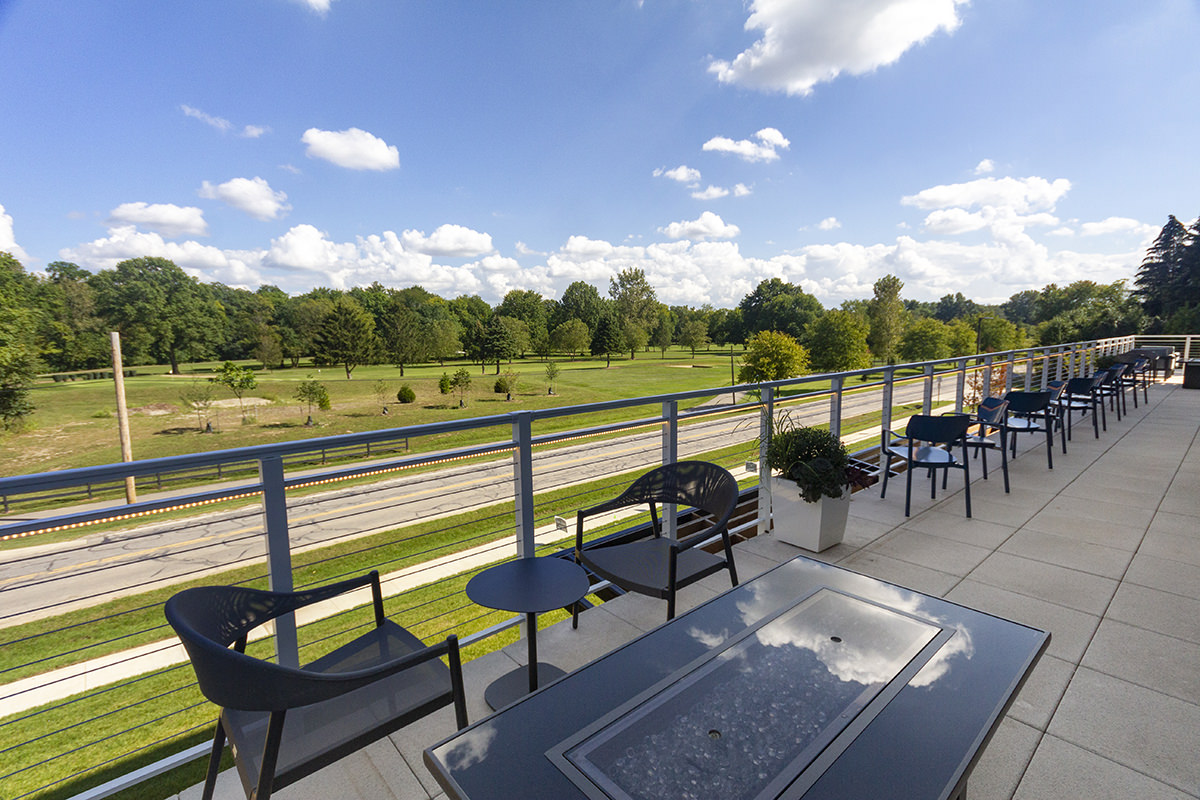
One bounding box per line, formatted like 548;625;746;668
3;336;1197;800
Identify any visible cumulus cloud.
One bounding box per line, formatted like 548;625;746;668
108;202;208;237
818;217;842;231
294;0;335;13
400;224;494;257
659;211;741;241
1079;216;1157;237
692;185;730;200
653;165;701;184
902;176;1072;214
199;177;291;221
974;158;995;175
0;204;30;262
302;127;400;171
703;127;790;163
733;183;753;197
709;0;968;96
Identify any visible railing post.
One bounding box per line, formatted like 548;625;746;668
829;376;843;438
955;359;967;413
662;399;678;539
758;385;774;538
922;364;934;414
259;455;298;668
512;412;536;558
880;367;895;454
1006;351;1017;392
1185;336;1193;361
982;355;994;400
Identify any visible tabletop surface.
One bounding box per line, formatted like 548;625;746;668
429;555;1049;800
465;556;590;615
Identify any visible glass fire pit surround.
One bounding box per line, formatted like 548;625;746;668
550;590;953;800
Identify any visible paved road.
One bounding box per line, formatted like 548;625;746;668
0;380;930;626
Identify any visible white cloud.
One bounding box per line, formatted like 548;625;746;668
659;211;740;241
709;0;968;96
400;224;494;257
181;104;231;133
199;177;291;221
181;105;267;138
0;204;30;262
1079;216;1157;237
302;127;400;171
692;185;730;200
294;0;334;13
902;176;1072;214
818;216;842;231
264;224;358;273
653;165;701;184
974;159;995;175
733;183;753;197
108;202;208;237
702;127;790;163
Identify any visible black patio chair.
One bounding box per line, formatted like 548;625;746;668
1094;364;1128;421
1004;390;1063;468
948;396;1010;493
1057;374;1106;441
1121;357;1150;407
879;414;973;518
572;460;739;623
166;571;468;800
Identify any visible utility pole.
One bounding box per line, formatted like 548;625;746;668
111;332;137;503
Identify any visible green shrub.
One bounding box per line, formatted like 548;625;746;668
396;385;416;403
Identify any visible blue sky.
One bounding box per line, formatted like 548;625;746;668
1;0;1197;308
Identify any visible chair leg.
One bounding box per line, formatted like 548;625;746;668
879;451;891;499
962;447;971;519
201;719;227;800
253;711;287;800
904;457;913;517
999;431;1010;493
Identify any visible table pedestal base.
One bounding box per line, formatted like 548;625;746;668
484;663;567;710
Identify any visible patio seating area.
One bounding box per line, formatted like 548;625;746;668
181;374;1200;800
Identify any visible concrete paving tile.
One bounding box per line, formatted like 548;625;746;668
1125;553;1200;600
1141;523;1200;569
1006;654;1075;732
1107;582;1200;645
735;532;811;565
534;607;646;672
1020;508;1147;551
998;528;1133;579
836;550;961;597
270;737;430;800
1014;735;1192;800
968;552;1118;615
944;579;1100;664
965;717;1041;800
898;508;1019;548
1060;479;1167;507
868;528;992;576
1158;491;1200;517
1048;667;1200;794
1082;619;1200;706
1039;494;1157;529
726;545;790;580
957;496;1043;528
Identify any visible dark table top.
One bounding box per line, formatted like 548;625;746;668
466;556;590;615
428;554;1049;800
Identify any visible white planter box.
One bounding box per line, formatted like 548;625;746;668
769;476;850;552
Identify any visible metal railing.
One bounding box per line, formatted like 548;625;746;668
0;335;1143;800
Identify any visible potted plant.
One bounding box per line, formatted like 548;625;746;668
764;414;872;551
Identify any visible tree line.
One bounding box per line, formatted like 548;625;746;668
0;240;1155;429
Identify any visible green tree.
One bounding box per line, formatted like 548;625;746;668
974;315;1023;352
423;316;462;366
933;292;980;323
620;319;648;360
295;377;330;424
36;261;108;371
313;296;379;378
867;274;905;363
945;319;977;356
898;318;950;362
90;256;225;373
609;267;658;333
551;319;590;359
737;330;810;383
544;360;560;394
451;367;472;406
1134;215;1191;319
808;310;871;373
212;361;257;420
555;280;605;332
737;278;823;341
495;289;548;355
678;319;710;358
276;295;332;367
380;298;426;376
650;307;674;357
590;311;622;367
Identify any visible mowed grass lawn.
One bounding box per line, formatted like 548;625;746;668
1;347;750;477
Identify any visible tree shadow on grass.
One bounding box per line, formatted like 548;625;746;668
154;427;201;436
260;421;304;429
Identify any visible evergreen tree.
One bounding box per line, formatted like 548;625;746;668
1134;215;1191;318
312;296;379;378
590;311;621;367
